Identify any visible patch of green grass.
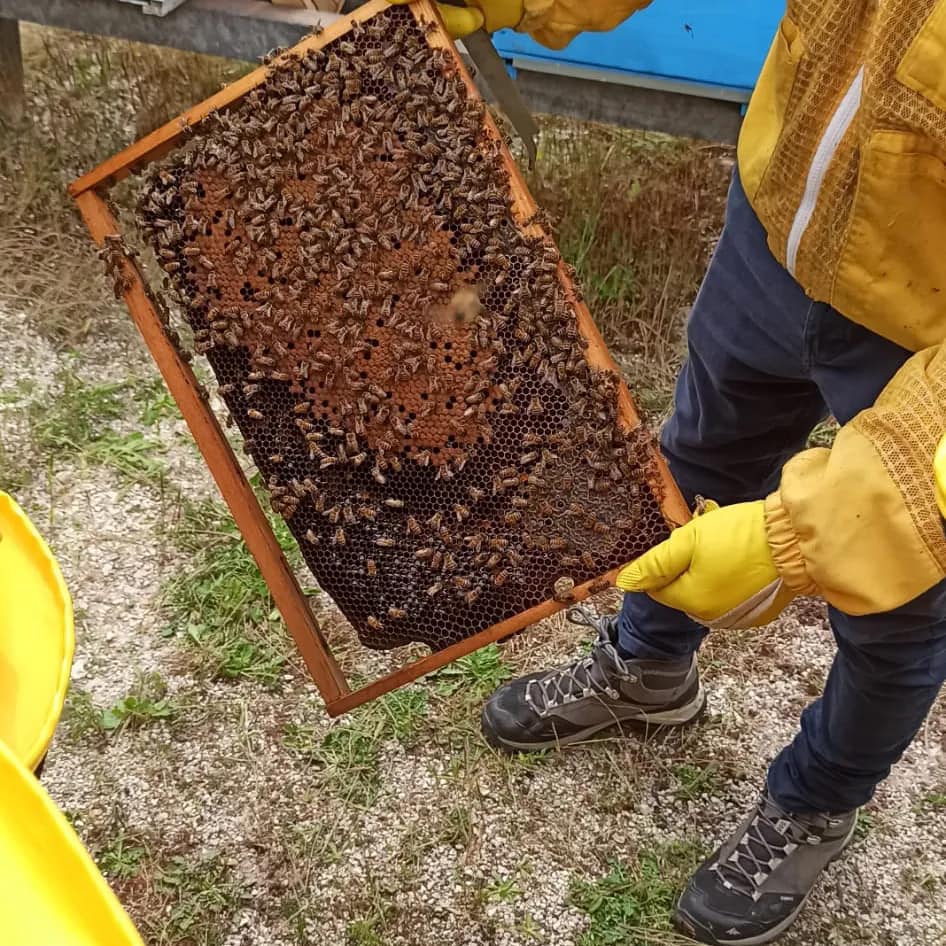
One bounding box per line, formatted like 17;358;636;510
161;498;304;685
508;748;553;770
0;437;31;492
84;429;167;480
312;724;381;806
344;877;397;946
917;791;946;812
98;673;177;732
62;675;178;737
0;376;36;491
283;688;428;805
346;916;385;946
672;762;722;801
854;810;876;843
901;863;941;897
97;831;147;880
28;369;166;482
570;840;706;946
154;853;244;946
431;643;512;698
518;914;543;940
373;687;429;742
135;376;181;426
30;370;125;447
480;875;523;904
61;688;105;739
440;805;474;849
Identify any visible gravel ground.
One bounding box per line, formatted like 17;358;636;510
3;300;945;946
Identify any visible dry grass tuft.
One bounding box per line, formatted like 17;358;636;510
528;119;731;416
0;27;249;344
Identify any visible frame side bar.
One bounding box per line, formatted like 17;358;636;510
73;189;349;704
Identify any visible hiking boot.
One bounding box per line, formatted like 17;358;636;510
674;790;858;945
480;605;705;752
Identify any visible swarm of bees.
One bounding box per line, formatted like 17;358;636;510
134;6;670;651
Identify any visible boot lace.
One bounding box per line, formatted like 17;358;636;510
714;800;826;901
524;607;632;715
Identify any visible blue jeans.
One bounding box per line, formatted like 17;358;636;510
619;172;946;814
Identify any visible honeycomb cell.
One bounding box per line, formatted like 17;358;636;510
135;6;672;652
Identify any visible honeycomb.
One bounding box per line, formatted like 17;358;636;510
135;6;671;652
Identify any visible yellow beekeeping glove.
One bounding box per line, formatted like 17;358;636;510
615;500;795;630
387;0;525;38
934;433;946;520
388;0;652;48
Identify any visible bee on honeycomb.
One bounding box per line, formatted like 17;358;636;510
135;6;670;652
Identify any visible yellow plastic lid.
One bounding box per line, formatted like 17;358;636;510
0;736;145;945
0;491;74;769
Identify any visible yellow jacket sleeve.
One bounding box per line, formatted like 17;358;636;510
765;345;946;616
519;0;654;49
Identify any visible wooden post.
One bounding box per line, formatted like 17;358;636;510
0;17;24;125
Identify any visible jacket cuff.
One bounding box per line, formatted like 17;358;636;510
764;491;819;596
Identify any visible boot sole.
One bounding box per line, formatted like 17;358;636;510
672;816;859;946
482;683;707;754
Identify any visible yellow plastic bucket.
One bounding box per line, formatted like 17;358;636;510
0;736;145;945
0;491;74;770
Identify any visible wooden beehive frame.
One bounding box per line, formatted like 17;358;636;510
70;0;688;716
